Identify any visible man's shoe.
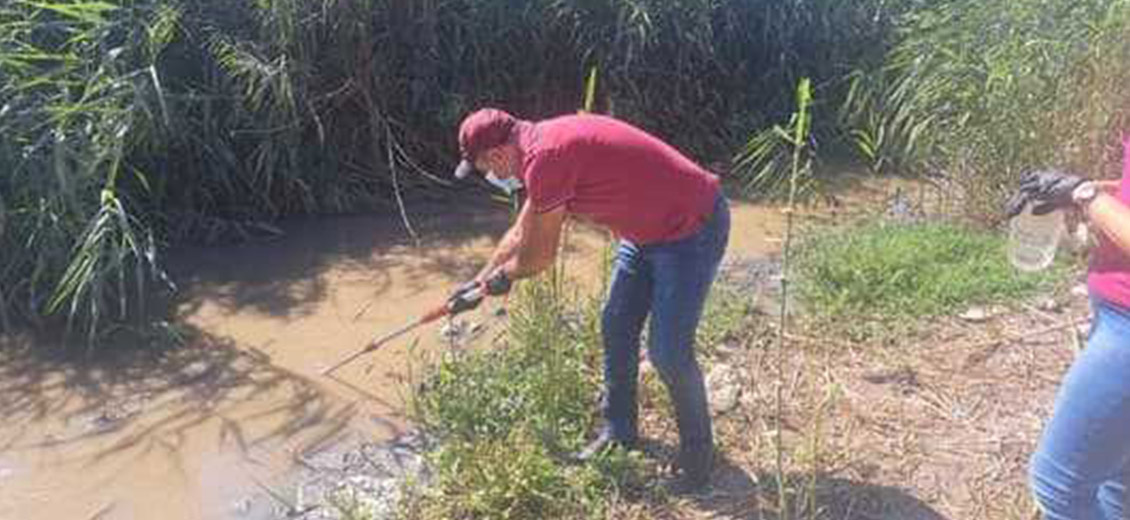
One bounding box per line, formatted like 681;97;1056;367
664;471;711;496
571;429;636;463
666;444;713;494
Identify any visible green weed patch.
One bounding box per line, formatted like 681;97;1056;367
409;275;755;518
796;221;1068;320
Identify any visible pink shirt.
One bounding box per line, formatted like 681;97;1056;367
1087;136;1130;308
517;114;720;245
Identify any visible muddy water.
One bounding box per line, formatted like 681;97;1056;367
0;177;920;520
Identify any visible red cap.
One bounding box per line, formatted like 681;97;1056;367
454;108;516;179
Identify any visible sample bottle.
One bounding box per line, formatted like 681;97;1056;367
1008;206;1065;272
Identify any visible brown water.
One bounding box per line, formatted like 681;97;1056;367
0;176;921;520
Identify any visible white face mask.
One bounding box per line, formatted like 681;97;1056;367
485;171;524;195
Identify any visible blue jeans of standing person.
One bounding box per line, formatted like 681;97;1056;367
1030;296;1130;520
599;193;730;457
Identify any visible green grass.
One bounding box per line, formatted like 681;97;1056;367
795;221;1068;321
696;284;758;353
414;281;596;446
409;278;634;519
420;428;641;520
407;272;755;519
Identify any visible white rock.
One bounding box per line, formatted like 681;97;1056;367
1036;297;1060;312
959;307;990;322
707;364;742;416
714;339;741;358
1071;284;1089;298
439;320;467;340
230;497;253;516
960;305;1007;322
181;361;211;380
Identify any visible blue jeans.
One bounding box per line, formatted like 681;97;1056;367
1031;296;1130;519
599;194;730;453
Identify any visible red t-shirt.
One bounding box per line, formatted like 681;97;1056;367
517;114;720;245
1088;135;1130;308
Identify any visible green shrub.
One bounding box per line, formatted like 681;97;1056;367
796;221;1067;320
411;279;623;518
844;0;1130;222
410;270;752;518
423;428;641;520
414;281;596;448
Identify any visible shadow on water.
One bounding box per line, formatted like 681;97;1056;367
0;195;527;518
0;324;393;468
167;196;514;321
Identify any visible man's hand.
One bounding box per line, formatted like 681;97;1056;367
483;269;512;296
1005;170;1086;218
447;281;484;315
446;270;511;317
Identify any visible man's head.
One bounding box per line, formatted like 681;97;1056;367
453;108;523;182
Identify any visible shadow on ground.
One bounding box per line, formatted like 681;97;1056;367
629;439;947;520
699;469;950;520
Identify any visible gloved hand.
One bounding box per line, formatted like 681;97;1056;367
447;280;484;315
447;269;512;316
482;269;512;296
1005;169;1086;218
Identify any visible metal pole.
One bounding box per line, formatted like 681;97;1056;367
321;316;426;375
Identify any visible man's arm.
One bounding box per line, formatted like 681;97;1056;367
475;199;533;281
497;205;568;281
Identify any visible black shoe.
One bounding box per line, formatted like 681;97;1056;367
666;444;713;494
664;471;712;496
571;429;636;463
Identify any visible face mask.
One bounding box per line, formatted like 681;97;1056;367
485;171;524;195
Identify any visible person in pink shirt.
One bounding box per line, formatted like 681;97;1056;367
446;108;728;493
1006;136;1130;519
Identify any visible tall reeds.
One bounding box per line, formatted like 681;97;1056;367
842;0;1130;223
1;0;905;344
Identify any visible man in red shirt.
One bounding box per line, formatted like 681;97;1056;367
449;108;730;492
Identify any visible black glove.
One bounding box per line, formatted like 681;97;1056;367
1005;169;1086;218
483;269;512;296
447;270;511;316
447;280;484;315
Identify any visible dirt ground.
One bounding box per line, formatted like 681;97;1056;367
611;258;1085;520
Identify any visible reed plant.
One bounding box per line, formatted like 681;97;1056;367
1;0;907;344
842;0;1130;223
